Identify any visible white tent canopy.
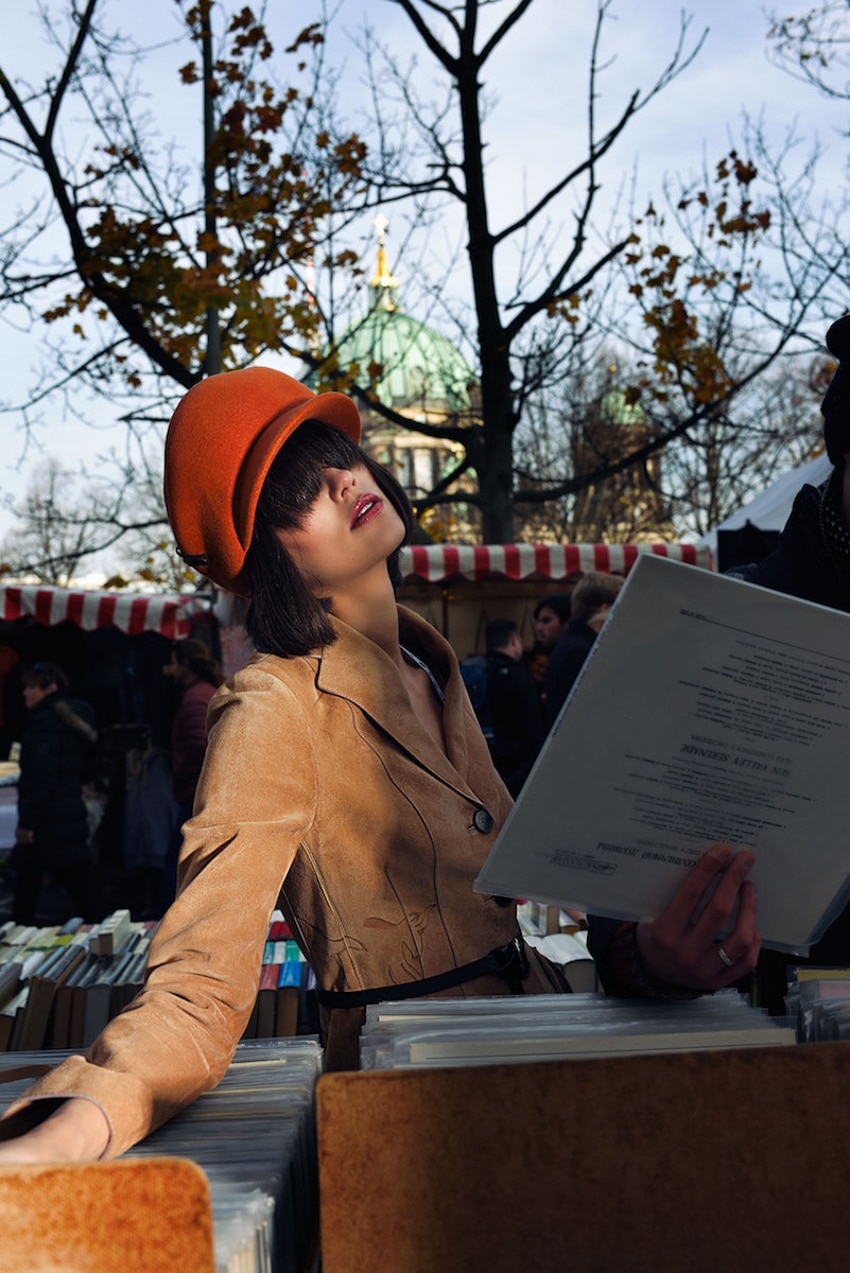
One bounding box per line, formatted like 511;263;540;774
699;452;832;555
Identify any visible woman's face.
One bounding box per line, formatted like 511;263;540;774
169;651;190;686
23;681;55;710
276;463;405;596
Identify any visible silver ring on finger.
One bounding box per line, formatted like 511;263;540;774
716;942;735;968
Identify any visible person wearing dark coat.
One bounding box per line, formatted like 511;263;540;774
479;619;544;798
13;661;101;924
725;314;850;616
716;313;850;1005
544;622;595;723
545;573;623;724
726;473;850;614
592;314;850;1013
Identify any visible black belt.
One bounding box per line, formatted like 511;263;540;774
316;932;529;1009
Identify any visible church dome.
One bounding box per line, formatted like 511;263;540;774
306;219;476;417
599;387;646;427
597;373;646;428
322;305;476;415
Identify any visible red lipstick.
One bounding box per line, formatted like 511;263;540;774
351;493;384;529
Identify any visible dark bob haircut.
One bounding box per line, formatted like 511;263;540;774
532;593;572;623
245;420;414;657
173;638;225;689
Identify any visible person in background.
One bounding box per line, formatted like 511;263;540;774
12;661;101;924
532;593;572;655
479;618;544;798
525;645;550;698
530;593;573;714
0;368;758;1164
545;573;624;723
154;638;225;917
711;312;850;1009
728;313;850;613
593;314;850;1015
0;643;21;761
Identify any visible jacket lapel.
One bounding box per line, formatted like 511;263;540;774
314;608;475;794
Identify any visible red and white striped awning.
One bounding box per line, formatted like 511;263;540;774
399;542;711;583
0;547;709;632
0;585;211;638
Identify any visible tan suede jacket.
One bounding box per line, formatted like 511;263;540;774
5;608;563;1157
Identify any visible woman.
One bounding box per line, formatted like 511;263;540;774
154;639;225;916
0;368;759;1162
169;641;224;811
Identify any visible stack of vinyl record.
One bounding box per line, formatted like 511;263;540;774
359;990;797;1069
0;1036;323;1273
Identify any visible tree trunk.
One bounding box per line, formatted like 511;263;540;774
456;14;518;543
202;18;221;377
476;359;519;542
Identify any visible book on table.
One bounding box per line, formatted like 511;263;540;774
275;960;303;1038
475;554;850;956
256;962;282;1038
14;940;88;1051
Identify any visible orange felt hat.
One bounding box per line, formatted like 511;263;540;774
164;367;361;596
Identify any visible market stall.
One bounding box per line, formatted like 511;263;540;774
0;581;216;731
0;584;218;889
0;583;212;639
396;541;711;656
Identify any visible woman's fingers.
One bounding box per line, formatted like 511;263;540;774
637;846;761;991
653;843;735;940
710;880;761;980
688;847;756;946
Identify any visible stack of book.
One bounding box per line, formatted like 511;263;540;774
0;913;157;1051
0;910;316;1053
245;918;315;1041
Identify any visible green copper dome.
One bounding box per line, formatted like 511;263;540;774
598;385;646;427
310;305;476;414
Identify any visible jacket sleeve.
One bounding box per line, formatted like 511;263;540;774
2;666;318;1157
588;915;700;1002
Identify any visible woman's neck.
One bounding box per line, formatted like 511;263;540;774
328;572;403;664
332;575;446;753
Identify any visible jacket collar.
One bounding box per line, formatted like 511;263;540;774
313;606;476;793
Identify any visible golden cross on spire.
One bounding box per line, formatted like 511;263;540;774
370;212;398;308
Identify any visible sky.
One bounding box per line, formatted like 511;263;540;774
0;0;847;577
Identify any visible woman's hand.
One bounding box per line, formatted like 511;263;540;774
636;843;760;991
0;1097;110;1163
